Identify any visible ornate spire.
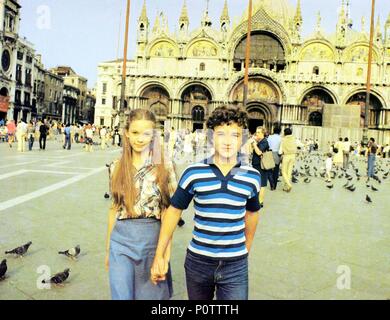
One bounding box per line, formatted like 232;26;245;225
315;11;322;34
220;0;230;31
375;15;382;40
294;0;303;26
179;0;189;24
201;0;212;27
152;12;160;33
221;0;230;22
387;12;390;25
138;0;149;25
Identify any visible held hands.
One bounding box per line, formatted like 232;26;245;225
150;255;169;285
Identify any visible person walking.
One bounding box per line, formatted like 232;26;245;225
27;121;35;151
85;124;94;152
39;120;49;150
342;137;351;170
267;126;282;190
100;126;108;150
366;137;378;181
16;120;27;152
63;123;71;150
251;127;272;208
105;109;177;300
333;138;344;168
6;119;15;148
280;127;297;193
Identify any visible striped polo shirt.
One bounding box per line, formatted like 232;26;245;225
170;158;261;261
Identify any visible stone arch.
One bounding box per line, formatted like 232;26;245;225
139;84;171;123
179;83;213;119
185;38;219;58
299;86;338;106
137;81;173;99
343;43;380;63
344;89;385;127
232;31;286;72
228;6;292;61
246;102;276;134
229;76;283;105
147;38;180;58
177;81;215;101
299;40;336;61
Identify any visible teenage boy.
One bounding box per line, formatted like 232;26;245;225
150;106;261;300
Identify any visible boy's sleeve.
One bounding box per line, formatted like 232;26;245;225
170;167;195;210
245;172;261;212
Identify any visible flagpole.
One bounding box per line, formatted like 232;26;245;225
363;0;375;145
243;0;252;109
119;0;131;132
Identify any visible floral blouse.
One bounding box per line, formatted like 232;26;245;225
109;159;178;220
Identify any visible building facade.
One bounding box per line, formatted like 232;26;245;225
13;36;35;122
32;54;45;119
0;0;21;122
43;71;64;121
62;84;79;124
95;0;390;144
50;66;88;122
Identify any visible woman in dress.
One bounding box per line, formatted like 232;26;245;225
105;109;177;300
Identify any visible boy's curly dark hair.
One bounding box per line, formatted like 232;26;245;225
206;106;249;130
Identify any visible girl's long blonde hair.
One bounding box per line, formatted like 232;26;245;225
111;109;170;217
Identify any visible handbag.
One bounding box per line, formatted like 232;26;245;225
261;151;276;170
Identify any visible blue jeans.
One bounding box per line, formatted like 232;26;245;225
184;251;248;300
367;154;376;178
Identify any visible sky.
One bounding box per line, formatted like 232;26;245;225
19;0;390;88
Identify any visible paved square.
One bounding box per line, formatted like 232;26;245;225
0;140;389;300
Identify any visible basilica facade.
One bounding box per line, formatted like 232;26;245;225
95;0;390;144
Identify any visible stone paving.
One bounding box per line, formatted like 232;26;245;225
0;139;389;300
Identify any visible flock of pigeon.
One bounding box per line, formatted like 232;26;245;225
291;152;390;205
0;242;80;286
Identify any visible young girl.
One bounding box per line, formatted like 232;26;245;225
105;109;177;300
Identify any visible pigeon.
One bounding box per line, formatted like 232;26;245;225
0;259;7;280
343;182;350;188
326;184;334;189
371;186;378;192
347;186;356;192
58;245;81;260
366;195;372;203
5;241;32;257
42;268;70;285
177;218;185;227
304;178;311;183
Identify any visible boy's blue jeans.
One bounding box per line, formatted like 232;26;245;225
184;251;248;300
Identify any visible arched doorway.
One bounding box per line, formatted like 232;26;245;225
192;105;205;131
141;85;170;130
247;104;273;134
230;77;280;133
233;31;286;72
0;87;9;122
346;92;383;127
309;112;323;127
181;84;212;130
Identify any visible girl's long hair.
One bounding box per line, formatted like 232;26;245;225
111;109;170;217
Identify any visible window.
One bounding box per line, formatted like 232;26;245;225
102;98;106;105
24;92;30;107
16;64;22;83
15;90;21;104
26;56;33;64
100;118;104;126
200;63;205;71
17;51;23;60
25;69;32;86
102;83;107;94
313;66;320;75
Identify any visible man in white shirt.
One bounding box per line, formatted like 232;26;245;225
267;126;282;190
16;120;28;152
343;137;351;170
100;126;107;150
